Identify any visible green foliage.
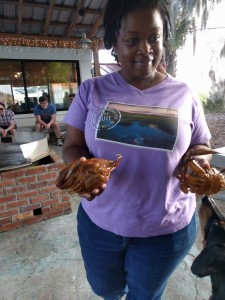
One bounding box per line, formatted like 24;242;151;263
46;62;72;83
202;98;225;113
200;92;225;113
166;0;223;76
199;93;208;105
166;1;194;76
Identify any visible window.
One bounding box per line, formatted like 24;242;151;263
0;60;80;113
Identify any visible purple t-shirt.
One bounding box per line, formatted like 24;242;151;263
64;72;211;237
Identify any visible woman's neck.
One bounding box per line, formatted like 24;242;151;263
119;70;167;90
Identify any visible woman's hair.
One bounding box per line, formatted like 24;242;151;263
0;102;5;108
103;0;171;62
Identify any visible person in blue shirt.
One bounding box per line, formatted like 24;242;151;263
33;95;63;146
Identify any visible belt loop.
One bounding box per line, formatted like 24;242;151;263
122;237;130;249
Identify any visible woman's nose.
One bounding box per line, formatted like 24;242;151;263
137;41;152;55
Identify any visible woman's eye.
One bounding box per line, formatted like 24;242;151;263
149;35;161;43
125;39;137;46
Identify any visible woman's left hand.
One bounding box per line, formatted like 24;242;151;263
194;157;210;170
79;183;107;201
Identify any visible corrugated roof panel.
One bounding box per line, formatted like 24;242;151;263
22;23;43;36
0;0;106;41
22;6;33;20
95;28;105;39
53;10;71;23
88;0;107;10
32;7;47;21
1;22;16;34
34;0;49;4
62;0;78;6
48;24;66;37
2;3;16;18
82;13;95;25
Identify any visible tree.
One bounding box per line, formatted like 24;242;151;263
165;0;222;76
165;1;192;76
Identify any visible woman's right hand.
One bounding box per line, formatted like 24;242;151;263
62;125;107;201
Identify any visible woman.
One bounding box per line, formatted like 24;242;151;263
62;0;211;299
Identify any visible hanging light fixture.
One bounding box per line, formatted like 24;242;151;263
77;33;92;49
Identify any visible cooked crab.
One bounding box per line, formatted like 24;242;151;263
176;146;225;195
56;154;122;196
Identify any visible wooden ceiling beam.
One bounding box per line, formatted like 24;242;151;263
17;0;23;34
88;11;103;38
66;0;86;38
43;0;55;36
79;8;102;15
0;17;103;31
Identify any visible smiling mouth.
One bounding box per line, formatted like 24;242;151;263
134;54;154;65
135;60;151;64
134;59;154;67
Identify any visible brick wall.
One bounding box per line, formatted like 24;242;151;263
0;150;71;232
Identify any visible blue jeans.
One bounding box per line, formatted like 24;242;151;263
77;204;197;300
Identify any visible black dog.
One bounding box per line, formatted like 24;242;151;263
191;196;225;300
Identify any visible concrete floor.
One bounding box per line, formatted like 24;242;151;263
0;144;214;300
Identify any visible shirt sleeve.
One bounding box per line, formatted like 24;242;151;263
9;110;15;121
33;105;40;116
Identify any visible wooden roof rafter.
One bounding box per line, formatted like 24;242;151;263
88;10;104;38
66;0;86;38
17;0;23;34
43;0;56;36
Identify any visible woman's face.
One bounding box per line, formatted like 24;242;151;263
114;8;164;87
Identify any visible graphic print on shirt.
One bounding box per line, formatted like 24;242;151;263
92;107;121;130
93;102;178;150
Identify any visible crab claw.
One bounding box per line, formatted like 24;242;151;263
183;146;220;164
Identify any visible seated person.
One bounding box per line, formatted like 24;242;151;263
28;97;37;111
64;93;75;108
8;100;20;112
68;93;75;106
0;102;17;138
33;96;63;146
